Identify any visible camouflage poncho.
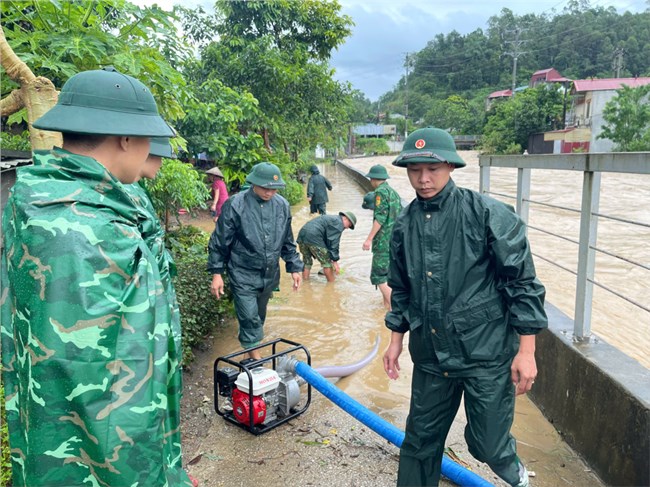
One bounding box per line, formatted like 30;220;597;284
1;148;192;487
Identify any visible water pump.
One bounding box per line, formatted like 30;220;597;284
214;338;311;435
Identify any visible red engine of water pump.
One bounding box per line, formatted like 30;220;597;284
232;388;267;426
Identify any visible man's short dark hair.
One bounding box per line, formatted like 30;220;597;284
62;133;109;150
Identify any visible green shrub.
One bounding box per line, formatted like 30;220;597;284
0;131;31;152
1;370;11;487
279;179;304;206
167;224;210;257
503;143;523;155
355;137;391;155
168;225;233;364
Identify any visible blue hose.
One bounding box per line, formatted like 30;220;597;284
294;360;494;487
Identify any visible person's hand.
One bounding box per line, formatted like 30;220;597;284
362;239;372;251
291;272;302;291
383;332;404;380
307;197;312;202
210;274;225;299
511;350;537;396
333;262;340;274
210;203;217;211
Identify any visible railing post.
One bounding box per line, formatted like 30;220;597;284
574;167;601;340
479;157;490;195
516;167;531;229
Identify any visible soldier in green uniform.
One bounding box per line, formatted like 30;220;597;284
208;162;304;360
0;68;193;487
383;127;548;487
362;164;402;309
297;211;356;282
307;164;333;215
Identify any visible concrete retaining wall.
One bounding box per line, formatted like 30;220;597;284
336;157;650;487
532;304;650;487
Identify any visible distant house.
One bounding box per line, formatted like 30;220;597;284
353;124;397;137
485;89;512;110
486;68;570;111
551;77;650;153
529;68;570;87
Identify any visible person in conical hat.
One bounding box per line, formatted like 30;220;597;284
206;166;229;222
383;127;547;487
1;67;194;487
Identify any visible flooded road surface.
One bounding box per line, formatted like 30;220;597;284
190;160;604;486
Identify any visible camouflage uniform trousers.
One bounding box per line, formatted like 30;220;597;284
298;241;334;269
370;230;390;285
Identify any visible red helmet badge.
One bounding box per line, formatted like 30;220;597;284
414;139;426;149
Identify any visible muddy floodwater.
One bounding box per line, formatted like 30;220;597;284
184;154;608;487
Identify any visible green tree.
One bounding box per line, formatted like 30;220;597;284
1;0;191;125
144;158;211;232
481;85;564;153
176;77;265;184
184;0;354;160
598;84;650;151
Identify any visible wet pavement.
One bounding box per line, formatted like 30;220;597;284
188;158;605;486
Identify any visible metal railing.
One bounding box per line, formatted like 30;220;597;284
479;152;650;340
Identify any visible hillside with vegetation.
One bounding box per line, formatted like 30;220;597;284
358;2;650;152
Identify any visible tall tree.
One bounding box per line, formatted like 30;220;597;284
186;0;354;159
598;84;650;151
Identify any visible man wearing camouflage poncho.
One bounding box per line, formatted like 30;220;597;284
0;68;193;486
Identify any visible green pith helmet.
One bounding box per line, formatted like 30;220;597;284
33;67;174;137
393;127;465;168
246;162;286;189
339;211;357;230
310;164;319;174
149;137;173;158
240;181;251;191
365;164;390;180
362;191;375;210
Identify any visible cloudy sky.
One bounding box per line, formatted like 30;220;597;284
137;0;647;100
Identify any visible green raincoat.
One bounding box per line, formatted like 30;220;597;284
297;214;345;262
207;189;303;348
386;178;547;486
1;148;191;487
307;170;332;215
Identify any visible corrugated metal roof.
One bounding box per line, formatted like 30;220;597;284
1;149;33;172
488;89;512;98
573;77;650;92
0;158;32;171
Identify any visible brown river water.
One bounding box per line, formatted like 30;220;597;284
186;152;633;486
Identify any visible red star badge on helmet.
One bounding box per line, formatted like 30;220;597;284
414;139;426;149
273;175;278;180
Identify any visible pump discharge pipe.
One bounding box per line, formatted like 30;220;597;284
285;358;494;487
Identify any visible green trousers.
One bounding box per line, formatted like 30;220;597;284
397;366;522;486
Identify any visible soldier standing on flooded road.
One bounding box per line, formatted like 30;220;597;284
362;164;402;310
0;68;193;487
383;127;548;487
307;163;333;215
208;162;304;360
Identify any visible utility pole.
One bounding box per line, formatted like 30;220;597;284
503;27;527;94
612;48;625;78
404;52;410;139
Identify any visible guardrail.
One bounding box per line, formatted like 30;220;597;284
478;152;650;341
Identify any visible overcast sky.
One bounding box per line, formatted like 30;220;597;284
137;0;647;101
